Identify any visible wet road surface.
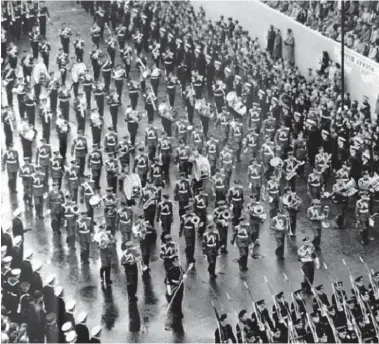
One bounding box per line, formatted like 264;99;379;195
1;2;379;342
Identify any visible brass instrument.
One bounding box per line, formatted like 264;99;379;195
90;110;102;127
142;189;156;210
145;85;157;111
285;161;305;181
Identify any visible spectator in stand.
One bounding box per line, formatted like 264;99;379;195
283;28;295;66
266;25;276;57
273;28;282;61
262;0;379;62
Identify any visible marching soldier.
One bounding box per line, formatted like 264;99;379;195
331;178;349;230
212;169;228;204
116;23;127;50
160;234;178;272
56;115;70;162
307;199;325;251
270;209;289;260
93;81;105;116
315;147;332;191
194;189;209;237
206;136;219;175
88;144;103;190
145;122;159;162
56;47;69;85
219;144;234;189
62;198;79;250
107;91;121;130
229;118;244;162
59;23;71;54
121;241;139;301
118;136;133;169
157;194;174;240
247;199;265;248
175;140;191;178
133;147;149;187
175;117;189;144
308;167;322;200
46;182;65;235
282;188;301;236
121;46;133;80
228;180;244;227
12;78;27;119
65;160;80;203
175;172;193;219
19;157;35;206
202;223;220;279
97;227;115;287
2;143;20;193
74;93;87;132
150;158;164;198
165;256;185;319
50;151;64;189
140;180;158;227
71;130;88;177
298;237;320;294
105;153;119;194
39;97;52;143
80;176;96;222
103;188;118;235
213;200;231;254
157;133;172;183
266;173;280;219
32;166;46;219
243;127;259;161
180;205;199;265
104;127;118;155
77;213;91;264
36;138;52;185
113;64;126;102
117;202;133;244
355;192;372;245
135;218;157;273
83;71;93;110
283;151;303;191
231;219;251;271
73;33;85;63
125;107;140;147
247;158;263;201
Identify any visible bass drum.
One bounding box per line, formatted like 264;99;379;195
123;173;142;200
193;156;211;182
33;62;48;85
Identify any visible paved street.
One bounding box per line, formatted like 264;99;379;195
1;2;379;342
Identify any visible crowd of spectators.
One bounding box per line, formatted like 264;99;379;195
263;0;379;63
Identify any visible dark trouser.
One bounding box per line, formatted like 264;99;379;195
218;225;228;252
5;128;13;149
50;90;58;113
312;227;321;249
160;216;172;240
8;172;17;191
128;122;138;146
76;156;86;177
215;190;226;204
42;124;50;143
110;107;118;129
75;49;84;63
41;53;49;70
31;41;39;59
100;266;111;283
115;80;123;101
200;116;209;138
125;264;138;300
60;101;69;120
162;117;172;137
167;284;184;318
269;196;279;219
275;232;285;258
107;175;118;194
187;105;194;124
91;127;102;146
288;210;297;234
335;202;347;229
130;94;138;110
60;68;67;86
162;157;170;183
250;223;260;243
58;135;68;161
95;96;104;117
238;247;248;270
79;238;90;262
66;234;76;250
34;83;41;103
144;207;156;227
168;93;175;107
232;202;243;227
185;241;195;263
251;184;261;201
141;239;153;268
103;72;111;93
61;38;70;54
34;196;44;217
359;221;369;245
51;213;62;233
147;145;156;162
72;82;79;98
23;187;33;205
196;210;207;236
178;161;189;178
301;261;315;292
84;88;92;109
207;253;217;275
18;99;26;118
287;176;296;191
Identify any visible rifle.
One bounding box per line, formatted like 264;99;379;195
211;299;225;343
226;292;246;344
359;256;379;300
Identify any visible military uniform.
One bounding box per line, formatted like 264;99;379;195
165;260;184;319
19;158;35;205
141;183;157;227
103;192;117;235
160;236;178;272
46;186;64;234
219;147;234;188
248;162;262;200
77;215;91;263
174;176;192;219
117;205;133;244
50;154;63;189
228;182;244;227
62;201;78;249
65;164;80;203
32;169;46;219
105;156;119;194
145;126;158;162
307;201;324;250
270;213;289;260
157;136;172;182
2;148;20;192
133;150;149;187
157;196;173;240
72;135;88;177
194;192;208;236
88;148;103;190
202;226;220;278
180;210;199;264
355;195;371;245
121;243;139;301
231;222;251;271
